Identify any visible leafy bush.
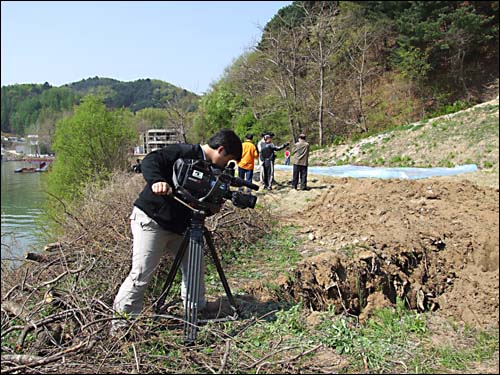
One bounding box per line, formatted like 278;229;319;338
427;100;471;118
47;95;136;203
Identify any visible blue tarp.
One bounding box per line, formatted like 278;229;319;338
274;164;478;180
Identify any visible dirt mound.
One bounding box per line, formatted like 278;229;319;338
268;176;498;328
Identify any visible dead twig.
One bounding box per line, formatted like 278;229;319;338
25;252;50;263
274;344;323;364
245;346;301;369
1;339;92;374
44;191;88;231
1;354;43;364
2;284;20;301
217;340;231;374
14;309;86;349
132;343;140;373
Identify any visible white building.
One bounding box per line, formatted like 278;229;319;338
142;129;180;154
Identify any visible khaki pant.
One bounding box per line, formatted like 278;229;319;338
113;206;205;319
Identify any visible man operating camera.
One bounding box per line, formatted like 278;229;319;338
112;129;242;335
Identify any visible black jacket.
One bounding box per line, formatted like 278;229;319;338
134;144;204;234
260;143;286;162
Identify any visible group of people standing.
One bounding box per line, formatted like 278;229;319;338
112;129;310;337
237;131;310;191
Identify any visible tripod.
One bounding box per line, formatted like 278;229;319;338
154;208;239;344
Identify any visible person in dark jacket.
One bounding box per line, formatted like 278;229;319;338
260;134;288;190
132;158;142;173
112;129;242;334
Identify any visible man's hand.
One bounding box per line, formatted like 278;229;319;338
151;181;173;196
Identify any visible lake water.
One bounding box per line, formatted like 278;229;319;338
1;160;49;260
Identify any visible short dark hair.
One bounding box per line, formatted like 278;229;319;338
245;133;254;140
208;129;243;161
261;131;275;138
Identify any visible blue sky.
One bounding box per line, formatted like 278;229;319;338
1;1;291;94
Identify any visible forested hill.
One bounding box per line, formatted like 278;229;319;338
191;1;499;145
66;77;199;113
2;1;499;146
1;77;199;135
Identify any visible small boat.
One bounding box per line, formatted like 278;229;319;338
14;167;37;173
14;162;49;173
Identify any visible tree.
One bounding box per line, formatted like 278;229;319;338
164;100;190;143
345;24;384;133
190;84;246;141
302;2;344;145
257;5;309;140
394;1;497;95
47;95;136;202
135;108;170;133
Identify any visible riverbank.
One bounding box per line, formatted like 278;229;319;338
1;160;49;262
2;154;55;162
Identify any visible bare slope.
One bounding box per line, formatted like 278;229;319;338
254;98;499;329
310;97;499;188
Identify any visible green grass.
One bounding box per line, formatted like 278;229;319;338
204;224;301;296
412;325;499;373
389;155;413;166
309;299;427;372
223;298;497;374
136;222;498;374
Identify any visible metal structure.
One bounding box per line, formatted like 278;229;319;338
155;205;239;345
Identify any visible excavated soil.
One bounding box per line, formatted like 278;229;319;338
253;171;499;329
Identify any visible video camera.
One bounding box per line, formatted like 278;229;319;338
172;159;259;213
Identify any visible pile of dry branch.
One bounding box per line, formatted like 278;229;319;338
1;172;271;373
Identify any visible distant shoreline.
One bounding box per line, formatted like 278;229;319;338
2;156;55;162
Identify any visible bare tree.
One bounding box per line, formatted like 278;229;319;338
256;14;309;141
302;2;344;146
445;29;474;101
345;24;383;133
225;51;277;122
164;101;190;143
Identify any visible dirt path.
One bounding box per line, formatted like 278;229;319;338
255;170;499;329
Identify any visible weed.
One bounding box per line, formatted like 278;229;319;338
389;155;413;166
432;328;499;372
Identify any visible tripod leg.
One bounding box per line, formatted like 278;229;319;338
155;230;190;315
203;228;239;316
184;226;204;344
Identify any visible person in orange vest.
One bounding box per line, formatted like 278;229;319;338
237;133;259;192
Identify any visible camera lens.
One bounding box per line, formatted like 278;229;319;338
232;192;257;209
